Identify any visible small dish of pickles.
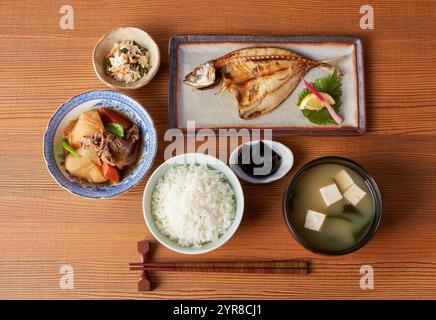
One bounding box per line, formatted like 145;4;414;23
229;140;293;184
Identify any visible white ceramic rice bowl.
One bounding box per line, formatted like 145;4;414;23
142;153;244;254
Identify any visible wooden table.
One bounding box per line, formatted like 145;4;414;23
0;0;435;299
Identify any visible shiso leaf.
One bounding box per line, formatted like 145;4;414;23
297;69;342;125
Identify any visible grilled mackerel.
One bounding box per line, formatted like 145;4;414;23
184;47;337;120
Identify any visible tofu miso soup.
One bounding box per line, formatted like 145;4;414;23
288;163;375;253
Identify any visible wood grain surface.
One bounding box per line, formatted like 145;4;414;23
0;0;435;299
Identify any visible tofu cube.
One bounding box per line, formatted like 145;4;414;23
343;184;367;206
334;169;354;192
319;183;343;206
304;210;327;231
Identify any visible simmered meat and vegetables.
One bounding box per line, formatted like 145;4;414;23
61;108;141;184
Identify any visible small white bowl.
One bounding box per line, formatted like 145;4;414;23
93;27;160;90
142;153;245;255
229;140;294;184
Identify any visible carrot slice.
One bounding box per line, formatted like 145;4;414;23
101;162;120;183
99;108;130;130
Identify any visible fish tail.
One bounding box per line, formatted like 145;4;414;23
318;55;347;75
320;55;347;67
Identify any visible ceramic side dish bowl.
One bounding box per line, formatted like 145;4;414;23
43;90;157;199
93;27;160;90
283;156;382;255
229;140;294;184
142;153;244;254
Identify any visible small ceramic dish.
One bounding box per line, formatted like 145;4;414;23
43;90;157;199
93;27;160;90
229;140;294;184
142;153;245;254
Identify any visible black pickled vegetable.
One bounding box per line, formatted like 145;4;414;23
237;141;281;177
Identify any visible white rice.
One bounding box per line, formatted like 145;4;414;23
151;164;236;247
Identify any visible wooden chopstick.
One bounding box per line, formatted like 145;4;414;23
129;261;308;268
129;260;309;275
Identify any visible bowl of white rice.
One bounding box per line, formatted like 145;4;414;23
142;153;244;254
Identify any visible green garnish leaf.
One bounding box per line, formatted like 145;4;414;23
119;48;129;54
297;69;342;125
105;123;124;137
138;64;147;76
62;140;80;158
105;58;112;68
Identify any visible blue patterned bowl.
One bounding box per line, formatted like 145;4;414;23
43;90;157;199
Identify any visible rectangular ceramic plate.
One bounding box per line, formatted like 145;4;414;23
168;35;365;135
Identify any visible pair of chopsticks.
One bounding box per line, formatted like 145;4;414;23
129;260;309;275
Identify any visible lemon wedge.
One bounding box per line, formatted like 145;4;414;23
299;92;335;111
